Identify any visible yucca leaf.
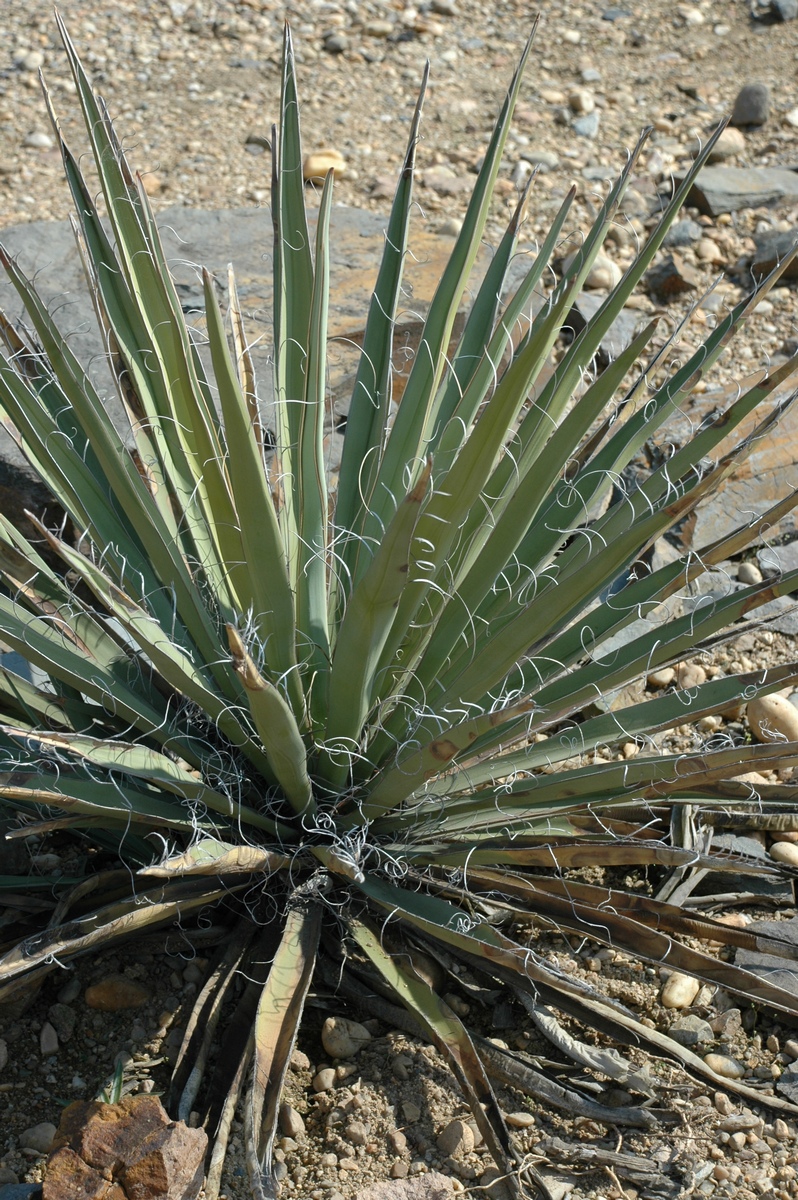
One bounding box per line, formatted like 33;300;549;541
296;170;333;713
203;268;302;710
227;625;314;819
334;63;428;568
272;26;314;583
351;917;525;1199
0;877;238;986
322;462;432;783
246;903;320;1200
356;23;538;562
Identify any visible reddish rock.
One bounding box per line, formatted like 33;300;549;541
44;1145;125;1200
52;1097;168;1169
120;1123;206;1200
84;976;151;1011
44;1095;206;1200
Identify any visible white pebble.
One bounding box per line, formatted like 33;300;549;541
676;661;707;690
737;561;763;585
505;1111;536;1128
568;88;595;115
748;694;798;744
770;842;798;867
661;971;700;1009
23;131;54;149
312;1068;337;1092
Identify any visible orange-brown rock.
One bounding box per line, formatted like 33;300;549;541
44;1145;125;1200
52;1096;168;1168
44;1095;206;1200
84;976;151;1011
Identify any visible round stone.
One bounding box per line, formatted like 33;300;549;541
748;693;798;744
731;83;770;128
704;1053;745;1080
85;975;151;1011
321;1015;372;1059
279;1103;306;1139
661;971;700;1009
23;131;54;149
312;1068;337;1092
770;841;798;867
20;1122;57;1154
436;1117;475;1157
676;661;707;690
737;560;763;585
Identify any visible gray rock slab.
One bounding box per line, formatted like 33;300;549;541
0;1188;42;1200
777;1061;798;1102
663;218;703;249
355;1175;458;1200
751;229;798;280
684;167;798;215
0;205;506;522
565;292;645;363
698;835;794;902
735;918;798;997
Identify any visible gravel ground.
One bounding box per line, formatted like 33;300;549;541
5;2;798;1200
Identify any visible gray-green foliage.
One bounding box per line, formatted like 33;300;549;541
1;16;798;1199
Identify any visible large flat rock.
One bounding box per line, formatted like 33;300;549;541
685;166;798;215
676;371;798;552
0;205;496;529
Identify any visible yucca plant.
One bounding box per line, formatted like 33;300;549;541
4;13;798;1199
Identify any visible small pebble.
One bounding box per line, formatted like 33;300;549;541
391;1161;410;1179
736;559;763;587
279;1103;305;1140
770;841;798;867
321;1016;371;1059
568;88;595;115
748;694;798;744
505;1112;536;1128
437;1117;474;1157
344;1121;369;1147
661;971;700;1009
313;1068;337;1092
714;1092;735;1116
21;50;45;71
57;977;81;1004
19;1122;57;1154
705;1052;746;1080
303;149;347;183
707;127;746;163
648;666;675;688
731;82;770;127
39;1022;58;1056
85;976;150;1011
23;130;53;149
676;661;707;690
389;1130;408;1154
